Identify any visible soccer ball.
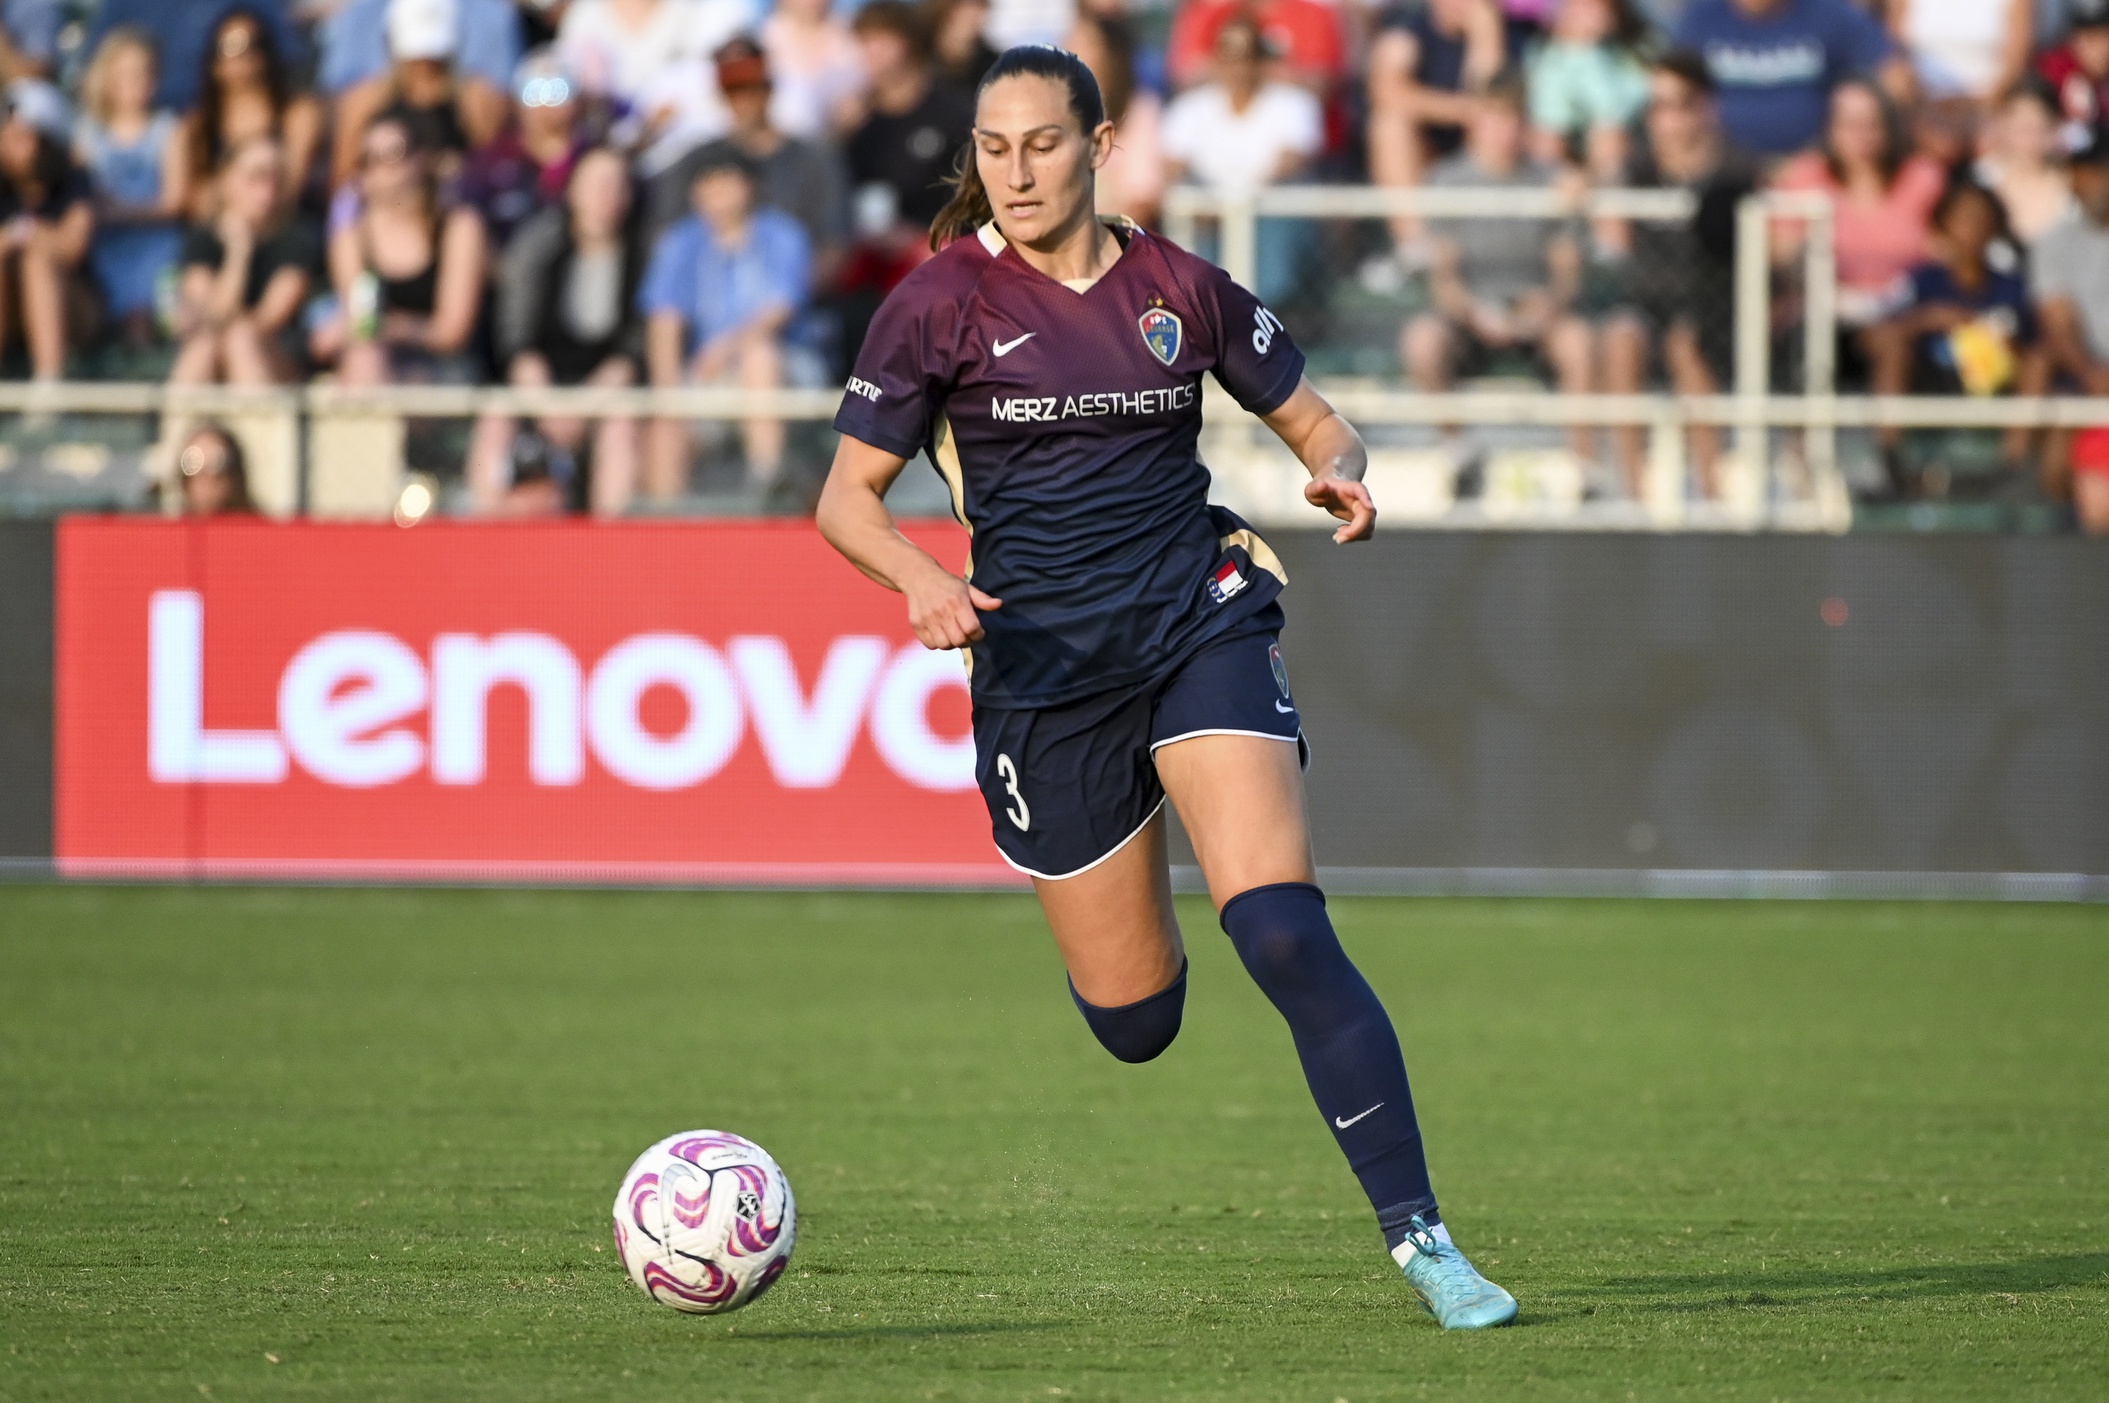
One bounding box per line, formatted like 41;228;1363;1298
611;1130;796;1314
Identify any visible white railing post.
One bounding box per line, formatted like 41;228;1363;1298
1802;201;1839;523
1222;197;1259;295
1733;194;1770;521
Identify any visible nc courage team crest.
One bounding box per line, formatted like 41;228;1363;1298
1139;307;1183;367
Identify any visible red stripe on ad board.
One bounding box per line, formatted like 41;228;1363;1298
55;518;1020;884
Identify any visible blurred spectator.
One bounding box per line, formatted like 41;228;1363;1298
1069;12;1164;226
1975;79;2078;246
1863;179;2048;484
169;135;317;385
557;0;752;175
75;28;186;348
760;0;867;140
1167;0;1349;94
1773;80;1944;333
180;8;324;219
0;0;57;82
1526;0;1650;181
640;149;811;497
320;114;489;385
2032;127;2109;527
173;421;255;514
845;2;974;237
649;38;848;283
321;0;518;183
87;0;305;113
1891;0;2033;154
929;0;998;101
330;0;507;188
0;81;95;381
1603;50;1757;492
1162;18;1322;302
1400;72;1598;461
1672;0;1908;157
472;146;641;516
985;0;1074;50
2036;0;2109;144
1368;0;1520;231
458;47;588;247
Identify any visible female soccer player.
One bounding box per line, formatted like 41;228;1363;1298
816;44;1516;1330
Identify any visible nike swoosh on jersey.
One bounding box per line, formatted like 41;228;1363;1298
1275;699;1296;713
991;332;1036;357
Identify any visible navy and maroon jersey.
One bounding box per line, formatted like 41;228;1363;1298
833;220;1306;710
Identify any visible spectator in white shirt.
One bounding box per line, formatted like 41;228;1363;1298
1161;18;1321;301
556;0;754;172
760;0;866;139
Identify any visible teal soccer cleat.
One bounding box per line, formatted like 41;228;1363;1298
1394;1216;1519;1330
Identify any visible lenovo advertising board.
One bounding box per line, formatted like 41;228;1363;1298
55;518;1015;883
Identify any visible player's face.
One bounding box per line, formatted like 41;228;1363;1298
973;74;1114;248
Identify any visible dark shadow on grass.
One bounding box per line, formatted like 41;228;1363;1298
1593;1252;2109;1313
711;1319;1063;1344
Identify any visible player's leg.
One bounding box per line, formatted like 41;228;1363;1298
1150;627;1516;1328
976;691;1189;1063
1031;812;1189;1063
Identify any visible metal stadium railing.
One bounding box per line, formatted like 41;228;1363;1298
5;184;2106;528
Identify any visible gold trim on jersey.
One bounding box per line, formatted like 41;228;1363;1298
932;411;970;534
1219;528;1287;586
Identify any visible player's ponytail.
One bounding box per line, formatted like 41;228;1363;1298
929;43;1108;251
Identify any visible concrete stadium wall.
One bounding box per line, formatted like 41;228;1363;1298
1266;533;2109;881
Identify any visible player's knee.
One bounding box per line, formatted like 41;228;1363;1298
1219;882;1343;989
1069;960;1187;1064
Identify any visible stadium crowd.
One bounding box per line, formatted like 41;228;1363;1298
4;0;2109;523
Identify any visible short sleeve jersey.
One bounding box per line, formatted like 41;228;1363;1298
834;221;1306;710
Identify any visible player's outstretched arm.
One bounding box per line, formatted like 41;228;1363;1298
816;434;1002;651
1260;377;1376;544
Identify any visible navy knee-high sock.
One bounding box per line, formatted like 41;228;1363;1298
1219;882;1438;1248
1070;959;1188;1063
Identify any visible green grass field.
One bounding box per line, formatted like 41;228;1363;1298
2;886;2105;1400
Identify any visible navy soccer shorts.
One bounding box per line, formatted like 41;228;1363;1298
971;610;1309;880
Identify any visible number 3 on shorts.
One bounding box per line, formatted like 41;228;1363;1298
995;753;1031;831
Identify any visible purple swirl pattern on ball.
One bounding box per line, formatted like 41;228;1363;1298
642;1259;738;1310
626;1173;663;1241
669;1133;751;1163
722;1164;786;1257
750;1253;791;1302
667;1173;713;1230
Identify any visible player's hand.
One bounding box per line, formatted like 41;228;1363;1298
1306;474;1375;543
904;562;1001;650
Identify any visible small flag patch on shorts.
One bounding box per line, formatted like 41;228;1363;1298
1207;559;1247;603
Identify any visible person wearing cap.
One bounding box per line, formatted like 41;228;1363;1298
472;146;644;517
2032;127;2109;530
327;0;515;188
555;0;755;174
459;47;589;247
647;38;847;283
0;79;94;381
639;147;811;498
2037;0;2109;142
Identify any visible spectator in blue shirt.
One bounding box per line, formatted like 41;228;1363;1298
1;0;60;82
639;149;812;498
1672;0;1910;155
